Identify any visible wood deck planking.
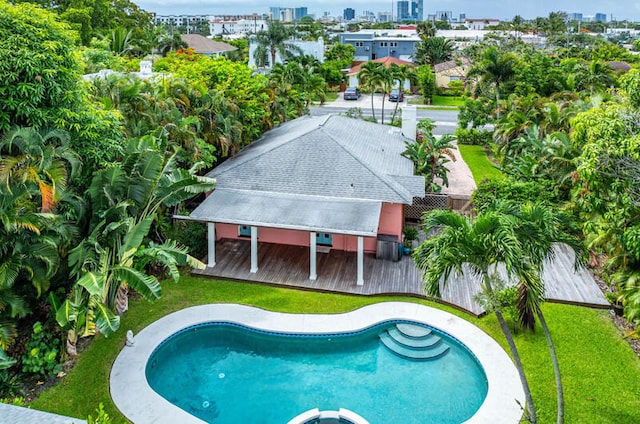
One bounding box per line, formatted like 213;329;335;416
194;239;610;316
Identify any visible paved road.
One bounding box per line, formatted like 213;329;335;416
310;94;459;135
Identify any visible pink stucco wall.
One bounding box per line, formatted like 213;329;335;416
215;202;404;253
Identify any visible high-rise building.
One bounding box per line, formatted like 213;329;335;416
594;12;607;22
397;1;410;20
435;11;452;22
344;7;355;21
415;0;423;21
294;7;308;21
569;13;583;22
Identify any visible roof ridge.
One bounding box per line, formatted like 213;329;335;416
207;115;325;177
321;117;415;203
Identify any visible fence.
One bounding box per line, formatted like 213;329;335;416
404;193;473;221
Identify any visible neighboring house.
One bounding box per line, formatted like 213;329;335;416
464;18;500;30
608;61;632;73
210;18;268;37
248;38;324;68
177;112;423;285
83;61;158;81
339;30;421;62
434;57;471;89
180;34;237;57
346;56;416;89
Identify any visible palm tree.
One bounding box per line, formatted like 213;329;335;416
415;37;454;66
403;131;457;192
466;47;519;118
252;19;302;68
413;208;538;423
573;60;615;94
0;127;80;212
358;61;385;121
390;64;414;123
493;201;586;424
416;21;436;38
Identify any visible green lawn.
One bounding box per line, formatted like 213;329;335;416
458;144;504;184
29;277;640;423
431;95;465;107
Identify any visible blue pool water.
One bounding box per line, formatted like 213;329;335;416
146;321;488;423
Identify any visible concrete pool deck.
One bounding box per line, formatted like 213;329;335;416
110;302;525;424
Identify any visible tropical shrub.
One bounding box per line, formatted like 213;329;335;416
472;179;560;212
455;128;492;145
20;322;62;378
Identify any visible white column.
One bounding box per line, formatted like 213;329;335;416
207;222;216;267
250;226;258;273
357;236;364;286
310;232;317;280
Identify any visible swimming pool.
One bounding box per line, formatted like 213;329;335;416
145;320;487;423
110;302;525;423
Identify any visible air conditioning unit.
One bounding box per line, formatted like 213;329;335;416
365;46;370;51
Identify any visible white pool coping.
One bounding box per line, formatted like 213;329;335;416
110;302;524;423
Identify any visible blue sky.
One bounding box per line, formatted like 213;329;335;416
133;1;640;22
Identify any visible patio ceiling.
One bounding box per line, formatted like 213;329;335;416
180;188;382;236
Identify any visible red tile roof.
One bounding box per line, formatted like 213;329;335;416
348;57;416;75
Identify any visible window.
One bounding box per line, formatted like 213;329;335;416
355;41;364;47
239;225;254;237
379;42;388;47
316;233;333;246
389;42;397;47
449;76;462;81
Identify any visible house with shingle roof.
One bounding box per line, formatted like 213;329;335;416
180;34;237;57
177;112;422;285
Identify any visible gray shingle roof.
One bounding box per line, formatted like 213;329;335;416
188;114;424;233
207;114;423;203
188;188;382;235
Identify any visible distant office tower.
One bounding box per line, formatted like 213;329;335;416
269;7;283;20
459;13;466;22
397;1;409;20
344;7;355;20
569;13;583;21
435;11;452;21
594;12;607;22
415;0;423;21
294;7;308;21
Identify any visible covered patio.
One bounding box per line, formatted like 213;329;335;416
193;239;611;316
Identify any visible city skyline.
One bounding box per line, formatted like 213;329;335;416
134;0;640;21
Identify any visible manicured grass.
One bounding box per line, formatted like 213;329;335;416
458;144;504;184
29;277;640;423
431;95;465;107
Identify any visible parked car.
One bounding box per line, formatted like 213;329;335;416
389;88;404;102
343;87;361;100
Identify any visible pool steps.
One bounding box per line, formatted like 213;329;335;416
379;323;449;360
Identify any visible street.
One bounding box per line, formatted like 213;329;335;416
310;94;459;135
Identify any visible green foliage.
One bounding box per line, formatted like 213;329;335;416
620;68;640;109
415;65;435;102
402;226;419;244
458;97;494;128
472;179;560;212
514;53;566;97
21;322;62;378
0;3;82;131
446;80;464;97
455;128;492;145
415;37;454;66
87;403;113;424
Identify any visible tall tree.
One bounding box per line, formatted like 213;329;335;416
358;61;386;122
413;208;538;423
466;47;519;118
252;19;301;68
415;37;454;66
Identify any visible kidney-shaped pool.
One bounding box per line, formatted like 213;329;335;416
110;302;524;423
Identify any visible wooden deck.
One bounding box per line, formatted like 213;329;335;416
193;239;610;316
